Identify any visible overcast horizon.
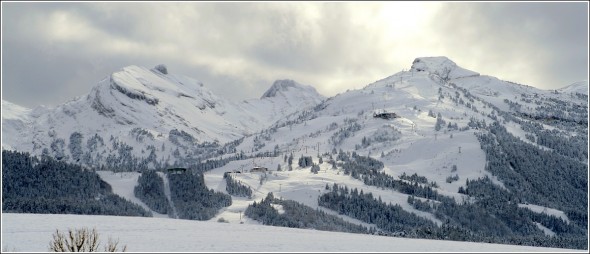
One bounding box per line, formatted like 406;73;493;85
2;2;588;108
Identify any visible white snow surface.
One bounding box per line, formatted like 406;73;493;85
1;100;31;121
1;213;582;252
409;56;480;80
558;80;588;95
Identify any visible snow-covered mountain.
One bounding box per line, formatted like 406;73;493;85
2;56;587;250
173;56;585;248
210;55;587;205
242;79;324;125
1;64;324;169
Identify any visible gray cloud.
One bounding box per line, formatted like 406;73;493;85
426;2;588;89
2;2;588;108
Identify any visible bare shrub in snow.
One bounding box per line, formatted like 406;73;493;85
49;227;126;252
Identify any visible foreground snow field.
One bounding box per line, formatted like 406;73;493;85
1;213;583;252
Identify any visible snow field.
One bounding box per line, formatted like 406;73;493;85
2;213;583;252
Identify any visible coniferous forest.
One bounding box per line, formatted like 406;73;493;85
168;172;232;220
245;192;369;234
134;170;171;215
2;150;151;217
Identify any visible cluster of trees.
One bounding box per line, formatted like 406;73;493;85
445;174;459;183
435;175;587;249
297;155;314;168
245;193;368;234
436;119;588;249
68;132;84;162
134;170;171;214
434;113;446;131
42;128;247;173
406;195;434;212
357;126;402;149
168;172;231;220
399;172;429;184
167;129;195;149
317;179;586;249
329;118;362;146
310;164;321;174
321;115;586;249
365;169;445;202
339;151;384;176
2;150;151;217
534;97;587;126
517;124;588;162
336;151;447;202
130;127;155;143
319;184;437;235
477;122;587;212
225;174;252;198
433;85;587;249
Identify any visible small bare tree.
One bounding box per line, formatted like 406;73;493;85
49;227;127;252
438;66;452;84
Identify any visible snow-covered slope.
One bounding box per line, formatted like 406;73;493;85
2;213;582;252
558;80;588;95
410;56;480;80
1;100;31;121
240;79;324;127
1;65;324;169
1;101;33;151
197;56;586;228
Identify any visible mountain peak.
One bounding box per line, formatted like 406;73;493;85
410;56;480;80
261;79;320;99
411;56;456;72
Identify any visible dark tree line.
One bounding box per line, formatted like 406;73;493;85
319;183;437;236
477;121;587;213
245;193;368;234
337;151;449;202
225;174;252;198
438;174;587;249
134;170;171;214
2;150;150;217
168;172;231;220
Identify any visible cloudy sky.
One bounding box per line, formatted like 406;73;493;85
2;2;588;108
